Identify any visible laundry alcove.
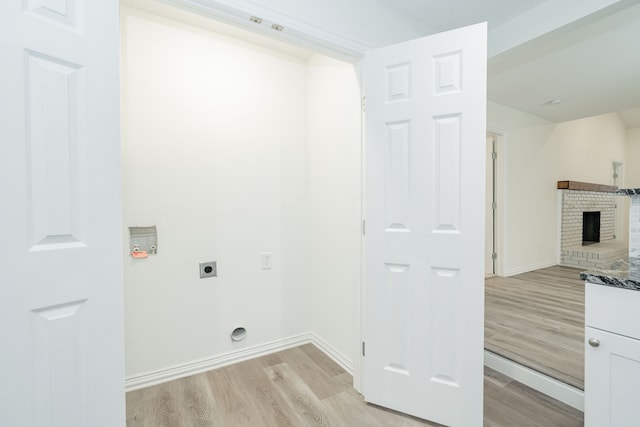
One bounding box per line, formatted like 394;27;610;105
121;1;362;384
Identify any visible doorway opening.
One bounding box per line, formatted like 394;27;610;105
485;132;501;277
120;0;362;394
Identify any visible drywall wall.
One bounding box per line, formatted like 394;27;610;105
488;102;628;275
627;127;640;187
122;9;312;376
307;55;361;363
122;8;362;378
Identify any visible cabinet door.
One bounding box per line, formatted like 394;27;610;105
585;327;640;427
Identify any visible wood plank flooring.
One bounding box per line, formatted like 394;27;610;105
126;343;583;426
485;265;585;390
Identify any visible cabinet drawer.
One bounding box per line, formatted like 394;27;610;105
586;282;640;339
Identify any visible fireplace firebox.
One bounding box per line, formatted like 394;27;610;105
582;211;601;245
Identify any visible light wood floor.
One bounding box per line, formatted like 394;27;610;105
126;343;583;426
485;265;585;390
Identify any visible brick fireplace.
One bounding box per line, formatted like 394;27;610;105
558;181;627;267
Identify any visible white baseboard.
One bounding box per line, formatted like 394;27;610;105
125;333;313;392
503;259;557;277
309;332;354;375
125;332;355;392
485;350;584;411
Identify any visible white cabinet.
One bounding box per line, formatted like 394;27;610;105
585;282;640;427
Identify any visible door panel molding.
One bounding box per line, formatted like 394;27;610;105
363;22;487;426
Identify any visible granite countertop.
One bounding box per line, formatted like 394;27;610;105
580;258;640;291
617;188;640;195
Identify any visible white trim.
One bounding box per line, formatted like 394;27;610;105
354;59;365;395
125;333;312;391
503;259;557;277
125;333;355;392
160;0;368;62
486;130;505;277
485;350;584;411
309;332;354;375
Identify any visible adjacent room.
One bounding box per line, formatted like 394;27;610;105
483;0;640;412
485;104;640;403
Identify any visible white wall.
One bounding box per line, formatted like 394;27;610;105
627;127;640;188
307;55;361;362
122;10;311;376
488;102;628;275
122;8;361;377
624;126;640;232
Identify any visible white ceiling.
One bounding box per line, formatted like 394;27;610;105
487;2;640;124
380;0;547;34
380;0;640;126
128;0;640;127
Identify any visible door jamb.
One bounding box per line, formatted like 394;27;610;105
487;129;504;277
354;60;365;393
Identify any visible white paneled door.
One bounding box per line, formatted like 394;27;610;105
0;2;124;426
363;23;487;426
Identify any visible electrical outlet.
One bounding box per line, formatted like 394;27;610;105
199;261;217;278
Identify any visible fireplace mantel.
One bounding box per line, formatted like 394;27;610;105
557;180;618;193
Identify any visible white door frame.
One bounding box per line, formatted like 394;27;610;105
486;129;505;277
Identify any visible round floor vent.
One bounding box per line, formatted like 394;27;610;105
231;327;247;342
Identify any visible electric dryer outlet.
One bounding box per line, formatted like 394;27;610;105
199;261;217;278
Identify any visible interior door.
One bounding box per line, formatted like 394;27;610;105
363;22;487;426
0;2;124;426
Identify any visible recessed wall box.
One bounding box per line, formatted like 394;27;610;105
129;226;158;257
